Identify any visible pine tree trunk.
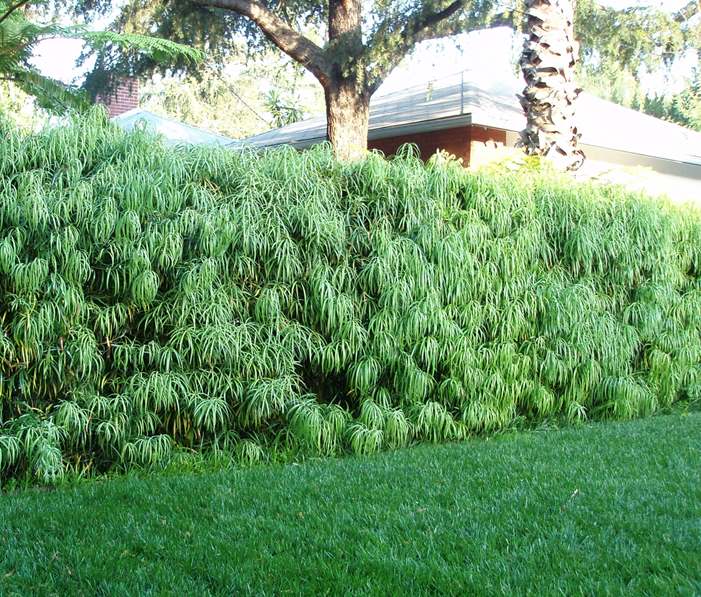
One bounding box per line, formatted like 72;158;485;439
325;79;370;162
519;0;585;171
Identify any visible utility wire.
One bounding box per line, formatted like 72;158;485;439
212;68;272;127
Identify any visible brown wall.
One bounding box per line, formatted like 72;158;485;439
368;125;507;168
469;126;507;168
369;126;471;164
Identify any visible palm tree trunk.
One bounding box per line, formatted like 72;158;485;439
519;0;585;171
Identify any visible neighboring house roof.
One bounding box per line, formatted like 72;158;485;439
235;72;701;167
112;108;236;147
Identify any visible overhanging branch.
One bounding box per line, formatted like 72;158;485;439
0;0;31;25
194;0;331;85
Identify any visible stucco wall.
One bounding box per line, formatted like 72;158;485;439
469;126;508;169
504;131;701;202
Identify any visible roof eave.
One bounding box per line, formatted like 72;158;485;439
238;113;474;150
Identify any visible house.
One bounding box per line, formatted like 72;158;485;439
97;79;236;147
236;71;701;201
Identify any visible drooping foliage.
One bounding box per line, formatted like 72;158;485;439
1;110;700;483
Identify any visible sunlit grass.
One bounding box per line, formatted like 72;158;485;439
1;413;699;594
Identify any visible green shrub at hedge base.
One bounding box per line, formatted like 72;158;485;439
0;109;700;483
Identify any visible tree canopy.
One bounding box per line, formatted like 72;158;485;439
576;0;699;76
75;0;505;89
0;0;203;113
575;0;700;129
74;0;699;94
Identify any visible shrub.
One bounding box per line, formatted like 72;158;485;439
1;109;700;482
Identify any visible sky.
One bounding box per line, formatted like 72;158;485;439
30;0;695;95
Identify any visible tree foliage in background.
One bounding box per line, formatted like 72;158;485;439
0;80;48;128
643;69;701;132
0;0;203;113
575;0;700;130
576;0;699;76
266;88;305;128
1;112;701;483
141;56;323;139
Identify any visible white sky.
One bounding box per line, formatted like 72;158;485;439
31;0;695;95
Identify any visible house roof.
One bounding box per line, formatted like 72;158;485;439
235;72;701;167
112;108;236;147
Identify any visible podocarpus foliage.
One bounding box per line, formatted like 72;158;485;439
1;110;700;483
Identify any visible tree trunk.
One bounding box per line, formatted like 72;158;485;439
324;0;370;162
325;79;370;162
519;0;585;171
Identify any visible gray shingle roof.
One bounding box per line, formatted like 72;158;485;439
235;72;701;166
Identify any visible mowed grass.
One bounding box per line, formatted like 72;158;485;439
1;413;700;596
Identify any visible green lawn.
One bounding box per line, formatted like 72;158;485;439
1;413;700;596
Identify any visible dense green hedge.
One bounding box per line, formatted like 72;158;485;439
1;110;700;482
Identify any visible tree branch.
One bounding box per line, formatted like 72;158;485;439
404;5;515;46
408;0;466;38
0;0;32;26
194;0;331;85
